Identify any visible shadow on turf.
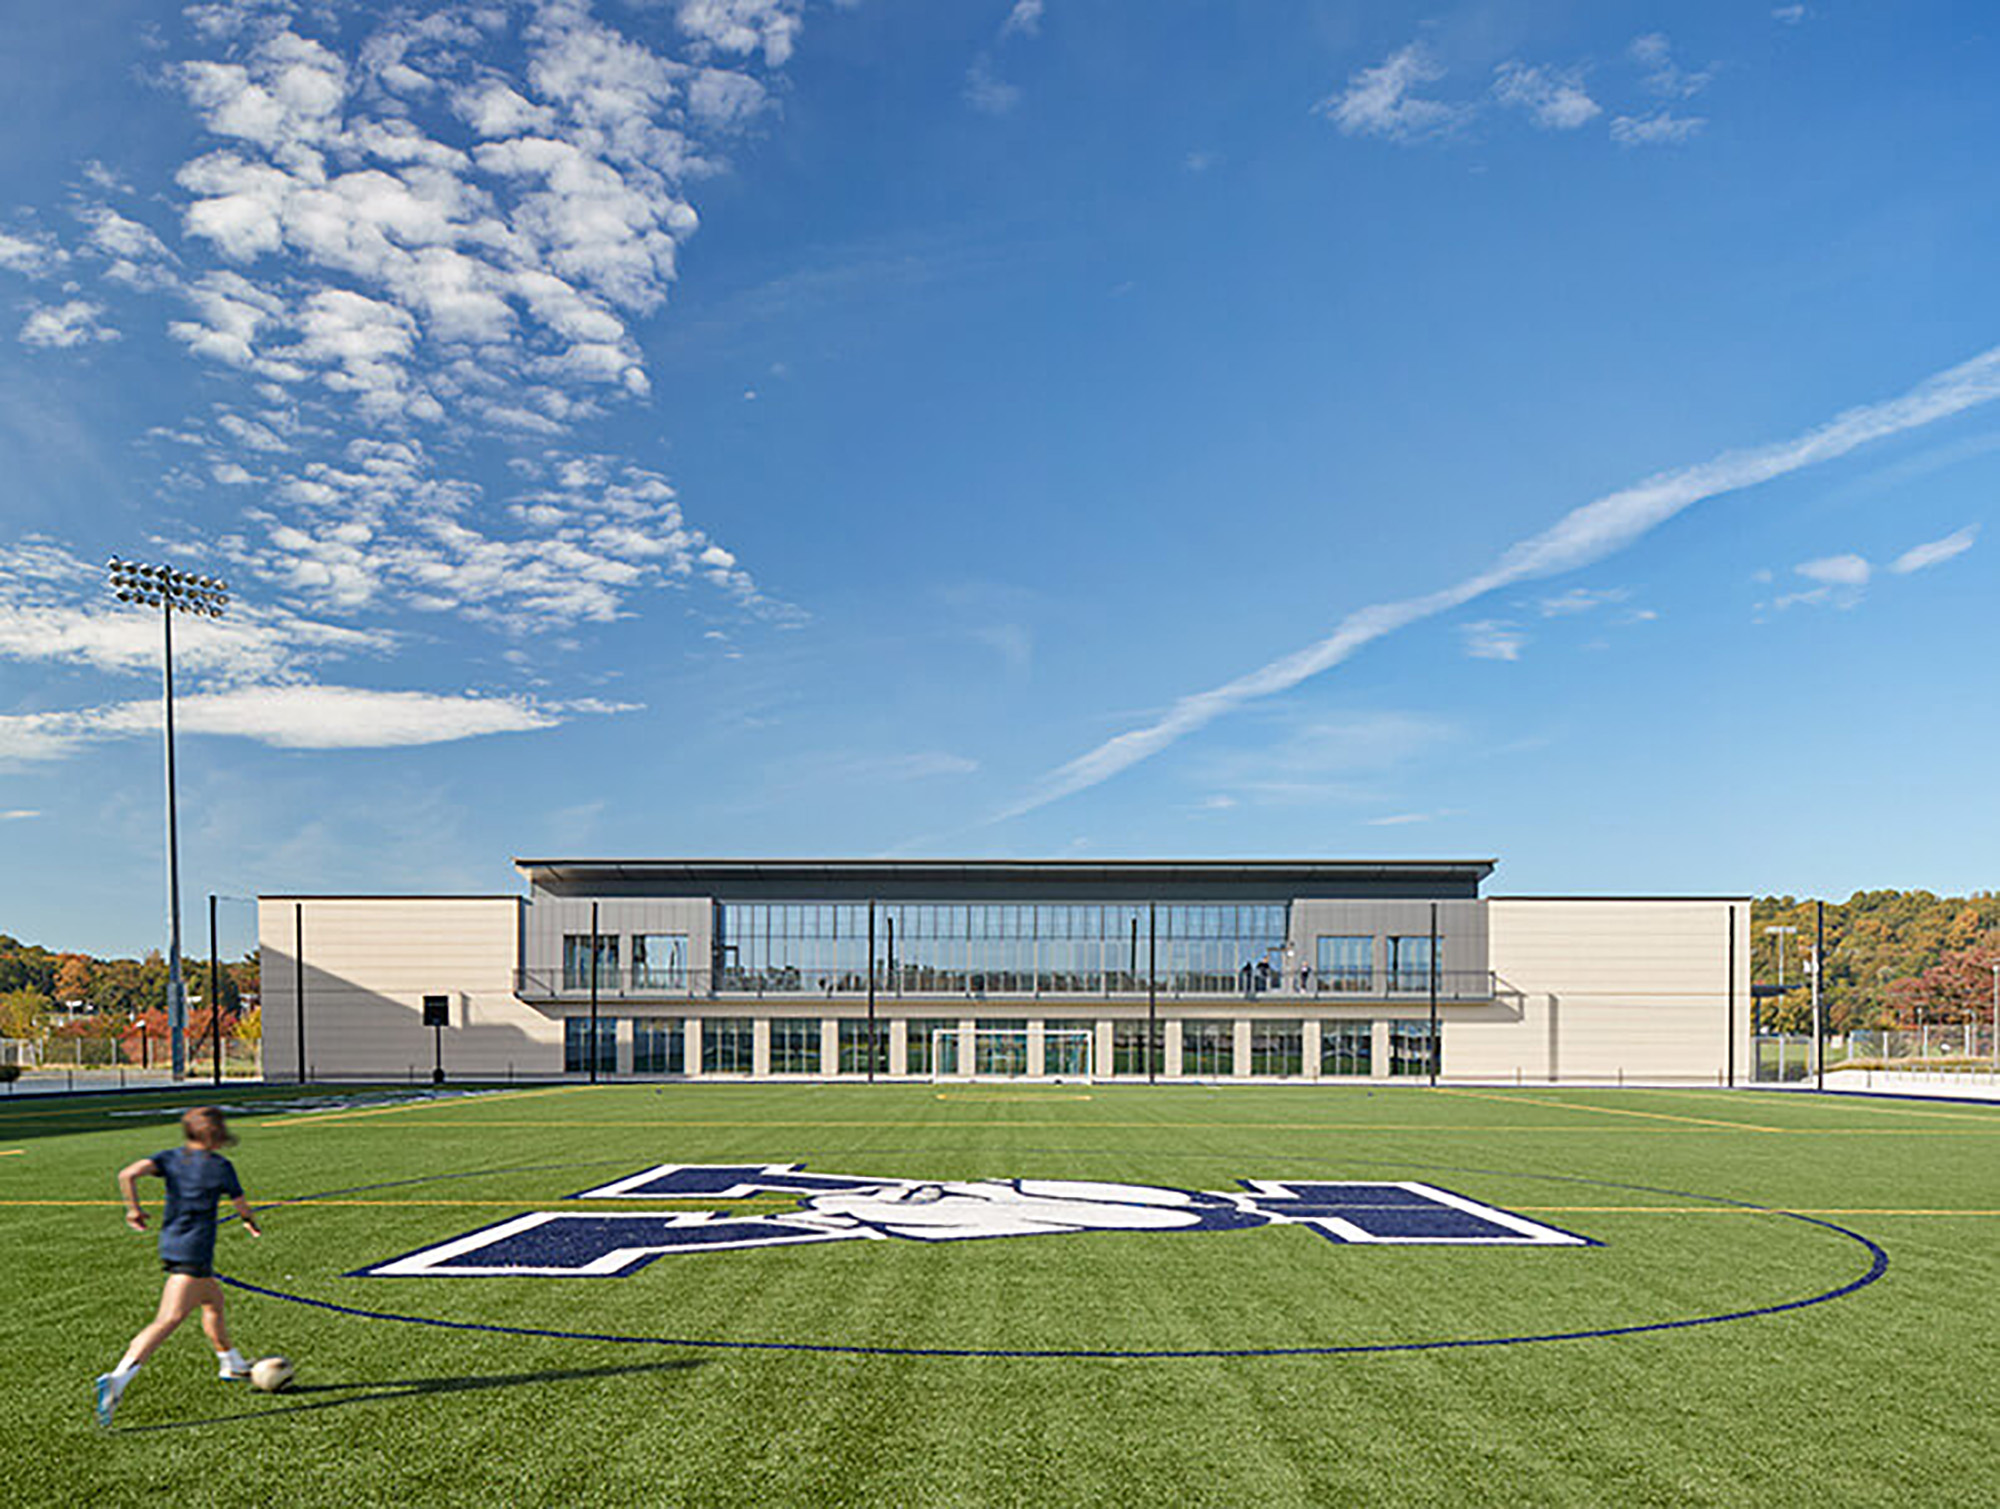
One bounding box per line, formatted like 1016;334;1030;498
116;1358;704;1431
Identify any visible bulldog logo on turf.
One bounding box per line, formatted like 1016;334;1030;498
353;1164;1592;1277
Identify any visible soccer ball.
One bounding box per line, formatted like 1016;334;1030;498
249;1356;294;1393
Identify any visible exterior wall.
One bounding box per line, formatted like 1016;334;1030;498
259;897;554;1081
1449;899;1754;1084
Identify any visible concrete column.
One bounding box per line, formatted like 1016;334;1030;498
1026;1020;1045;1079
685;1017;702;1076
616;1017;634;1077
1095;1019;1114;1080
958;1018;975;1077
1234;1018;1253;1078
752;1017;770;1078
822;1018;840;1077
888;1018;908;1078
1164;1019;1184;1080
1371;1019;1392;1080
1303;1019;1322;1082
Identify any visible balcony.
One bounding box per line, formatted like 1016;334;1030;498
513;966;1496;1005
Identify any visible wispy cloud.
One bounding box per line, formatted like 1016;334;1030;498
1537;586;1630;616
1892;525;1978;574
1001;344;2000;818
1772;5;1809;23
0;810;39;821
1462;620;1526;660
1001;0;1044;39
1316;43;1468;142
1365;809;1457;827
963;58;1021;115
20;299;117;349
1611;111;1705;146
1492;62;1600;131
1630;33;1712;99
1796;552;1872;587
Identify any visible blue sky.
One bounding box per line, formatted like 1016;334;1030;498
4;0;1999;955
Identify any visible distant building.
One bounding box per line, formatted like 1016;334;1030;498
257;859;1752;1084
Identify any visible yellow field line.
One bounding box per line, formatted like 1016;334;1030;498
1436;1086;1784;1132
262;1084;596;1129
1618;1086;2000;1125
0;1149;21;1156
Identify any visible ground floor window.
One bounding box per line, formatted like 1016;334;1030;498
703;1017;754;1074
1321;1021;1372;1077
1111;1019;1164;1077
632;1018;683;1074
838;1018;889;1075
1389;1020;1439;1077
974;1019;1028;1075
1250;1020;1303;1077
906;1018;958;1076
1043;1018;1094;1076
771;1017;822;1074
564;1016;616;1074
1181;1019;1234;1077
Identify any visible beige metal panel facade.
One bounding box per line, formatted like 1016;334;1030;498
259;897;555;1081
1448;899;1754;1083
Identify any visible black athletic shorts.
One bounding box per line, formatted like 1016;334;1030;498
161;1260;214;1279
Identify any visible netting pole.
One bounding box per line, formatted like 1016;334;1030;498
1427;901;1440;1087
1147;902;1158;1084
1726;904;1737;1089
209;893;222;1087
294;901;306;1084
588;899;600;1084
1813;899;1825;1091
866;900;877;1084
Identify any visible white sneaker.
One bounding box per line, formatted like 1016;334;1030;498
218;1354;251;1380
94;1373;122;1428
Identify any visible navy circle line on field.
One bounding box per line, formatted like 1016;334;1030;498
216;1160;1890;1361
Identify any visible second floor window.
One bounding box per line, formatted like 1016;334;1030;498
1315;936;1374;991
1388;936;1434;992
632;933;688;989
563;934;620;991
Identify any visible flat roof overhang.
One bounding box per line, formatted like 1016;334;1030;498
513;857;1496;902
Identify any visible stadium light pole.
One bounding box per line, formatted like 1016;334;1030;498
1427;901;1440;1088
1989;962;1997;1073
1811;901;1825;1091
1763;925;1796;1039
107;555;227;1082
588;900;601;1085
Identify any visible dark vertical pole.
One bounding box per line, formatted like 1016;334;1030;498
162;599;187;1080
208;894;221;1086
589;900;601;1084
1129;916;1138;993
1814;899;1826;1091
1726;905;1738;1088
866;901;877;1083
1427;901;1440;1087
293;902;305;1084
1147;903;1158;1084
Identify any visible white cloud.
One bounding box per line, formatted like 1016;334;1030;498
1317;43;1467;142
1183;150;1222;174
0;810;39;821
675;0;804;67
1463;620;1526;660
1492;62;1600;130
1611;112;1706;147
1365;809;1455;827
964;58;1021;115
1891;525;1977;574
1002;0;1044;38
1773;5;1808;22
0;226;69;276
1537;586;1629;616
1796;553;1872;586
0;685;578;762
1002;343;2000;818
19;300;117;349
1629;33;1711;99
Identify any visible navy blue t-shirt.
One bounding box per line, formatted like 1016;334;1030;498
151;1147;243;1268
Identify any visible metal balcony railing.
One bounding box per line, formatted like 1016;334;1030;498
513;966;1497;1004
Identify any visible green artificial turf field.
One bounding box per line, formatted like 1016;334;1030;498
3;1081;1996;1508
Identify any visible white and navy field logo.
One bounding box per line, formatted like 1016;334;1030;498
354;1164;1591;1277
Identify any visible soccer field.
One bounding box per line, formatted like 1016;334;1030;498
5;1083;1996;1508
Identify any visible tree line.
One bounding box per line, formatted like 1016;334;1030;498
1752;891;2000;1032
0;934;261;1053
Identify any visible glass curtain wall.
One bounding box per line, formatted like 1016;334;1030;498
838;1019;889;1075
770;1017;822;1074
974;1019;1028;1075
1389;1020;1440;1076
632;1019;684;1073
563;1016;615;1074
702;1018;754;1074
718;902;1286;997
1321;1021;1372;1076
1181;1020;1234;1077
1042;1018;1095;1076
1250;1021;1303;1076
1111;1020;1164;1076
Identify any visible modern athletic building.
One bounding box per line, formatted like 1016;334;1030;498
256;859;1753;1085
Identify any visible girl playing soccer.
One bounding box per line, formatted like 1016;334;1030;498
95;1105;263;1427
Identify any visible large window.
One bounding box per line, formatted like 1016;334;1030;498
1390;1020;1439;1077
632;934;688;990
702;1017;753;1074
1388;936;1435;994
1181;1019;1234;1077
1315;936;1374;993
770;1017;822;1074
1321;1021;1372;1077
1043;1019;1094;1077
716;901;1287;997
974;1019;1028;1075
1111;1019;1163;1077
564;1016;615;1074
633;1019;683;1074
1250;1020;1303;1077
906;1018;958;1076
563;934;620;991
838;1019;889;1075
